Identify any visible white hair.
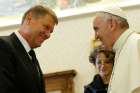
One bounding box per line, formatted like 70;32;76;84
96;12;129;29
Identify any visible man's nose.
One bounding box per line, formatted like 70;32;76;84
44;31;51;38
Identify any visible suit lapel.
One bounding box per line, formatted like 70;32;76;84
9;33;45;92
9;33;31;65
2;33;40;82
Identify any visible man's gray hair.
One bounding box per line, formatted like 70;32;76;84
96;12;129;29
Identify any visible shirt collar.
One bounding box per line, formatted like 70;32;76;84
113;29;134;54
15;31;31;53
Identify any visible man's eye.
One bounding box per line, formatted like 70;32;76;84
43;25;49;29
45;26;49;29
94;27;98;31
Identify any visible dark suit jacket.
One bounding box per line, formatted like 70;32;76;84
84;74;108;93
0;33;46;93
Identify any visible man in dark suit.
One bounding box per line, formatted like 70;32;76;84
0;5;58;93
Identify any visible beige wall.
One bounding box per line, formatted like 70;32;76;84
0;4;140;93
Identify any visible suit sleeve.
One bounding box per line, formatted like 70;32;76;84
0;39;20;93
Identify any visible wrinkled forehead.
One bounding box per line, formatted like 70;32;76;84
93;15;103;25
93;15;98;23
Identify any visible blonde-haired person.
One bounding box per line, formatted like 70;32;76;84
0;5;58;93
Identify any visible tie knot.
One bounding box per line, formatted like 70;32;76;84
29;49;35;57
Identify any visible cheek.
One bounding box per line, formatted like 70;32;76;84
97;27;105;36
108;65;113;70
98;31;103;37
33;33;43;43
105;65;113;71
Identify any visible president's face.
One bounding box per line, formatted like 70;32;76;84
28;14;55;48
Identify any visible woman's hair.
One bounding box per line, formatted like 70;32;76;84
89;46;115;65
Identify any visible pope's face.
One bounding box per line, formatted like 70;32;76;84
93;16;113;50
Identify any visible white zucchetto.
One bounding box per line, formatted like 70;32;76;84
97;5;127;19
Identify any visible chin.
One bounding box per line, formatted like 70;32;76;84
104;45;112;51
34;44;41;48
38;44;41;47
100;72;105;76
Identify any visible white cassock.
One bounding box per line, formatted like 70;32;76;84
108;29;140;93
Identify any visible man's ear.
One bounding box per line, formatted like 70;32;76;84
26;12;32;24
109;18;118;31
